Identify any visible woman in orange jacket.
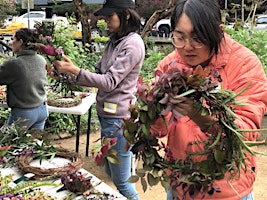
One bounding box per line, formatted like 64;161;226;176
151;0;267;199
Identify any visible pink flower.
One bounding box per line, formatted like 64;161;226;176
56;48;64;55
0;145;10;150
44;36;52;42
38;44;56;56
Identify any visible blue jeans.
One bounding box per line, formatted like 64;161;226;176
166;189;254;200
99;117;139;200
7;103;48;130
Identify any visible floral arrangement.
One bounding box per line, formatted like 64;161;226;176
123;64;266;198
61;166;94;194
59;166;120;199
33;21;76;99
34;21;63;64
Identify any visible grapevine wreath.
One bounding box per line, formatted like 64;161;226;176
16;147;83;178
123;64;266;198
0;123;84;179
46;89;82;108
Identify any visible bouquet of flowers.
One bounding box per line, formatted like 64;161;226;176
34;21;63;64
33;21;74;98
123;64;266;198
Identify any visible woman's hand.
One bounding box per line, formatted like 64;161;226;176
53;55;81;76
170;96;195;118
46;64;59;80
170;96;214;131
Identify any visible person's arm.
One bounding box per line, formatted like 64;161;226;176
225;55;267;140
0;59;18;85
53;37;144;91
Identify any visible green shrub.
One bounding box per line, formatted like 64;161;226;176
140;52;165;82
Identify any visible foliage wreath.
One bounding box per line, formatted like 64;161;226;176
16;147;83;178
47;91;82;108
123;64;265;198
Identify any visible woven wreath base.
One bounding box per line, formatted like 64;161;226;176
16;147;84;178
47;95;82;108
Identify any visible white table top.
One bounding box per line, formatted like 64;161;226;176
0;93;96;116
0;157;126;199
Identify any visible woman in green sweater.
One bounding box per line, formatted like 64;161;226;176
0;28;48;130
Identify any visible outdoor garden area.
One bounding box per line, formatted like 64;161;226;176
1;0;267;199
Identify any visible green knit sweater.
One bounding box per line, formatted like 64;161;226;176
0;50;47;108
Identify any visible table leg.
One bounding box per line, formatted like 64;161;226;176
86;107;92;156
73;115;81;153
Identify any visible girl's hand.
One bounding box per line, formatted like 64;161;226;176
53;55;81;76
170;96;195;118
169;96;214;131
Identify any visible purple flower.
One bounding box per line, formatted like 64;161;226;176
56;48;64;55
44;36;52;42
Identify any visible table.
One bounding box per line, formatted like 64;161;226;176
0;92;96;157
0;157;127;200
47;93;96;156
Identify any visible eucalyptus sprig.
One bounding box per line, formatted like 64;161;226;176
0;121;56;167
123;64;267;198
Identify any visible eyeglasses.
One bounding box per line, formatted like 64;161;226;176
171;33;204;49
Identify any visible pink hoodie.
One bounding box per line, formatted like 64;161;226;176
152;34;267;200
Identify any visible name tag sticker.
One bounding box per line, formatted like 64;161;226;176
104;102;117;114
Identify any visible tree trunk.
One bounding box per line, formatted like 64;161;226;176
140;0;177;39
73;0;92;52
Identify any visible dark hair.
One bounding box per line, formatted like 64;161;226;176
14;28;37;51
171;0;223;55
112;8;141;38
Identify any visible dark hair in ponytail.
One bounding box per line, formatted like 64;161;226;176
14;28;38;51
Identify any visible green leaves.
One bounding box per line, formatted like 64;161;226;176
123;64;266;199
0;123;57;167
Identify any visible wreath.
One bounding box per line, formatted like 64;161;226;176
16;147;84;178
123;64;266;199
47;91;82;108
